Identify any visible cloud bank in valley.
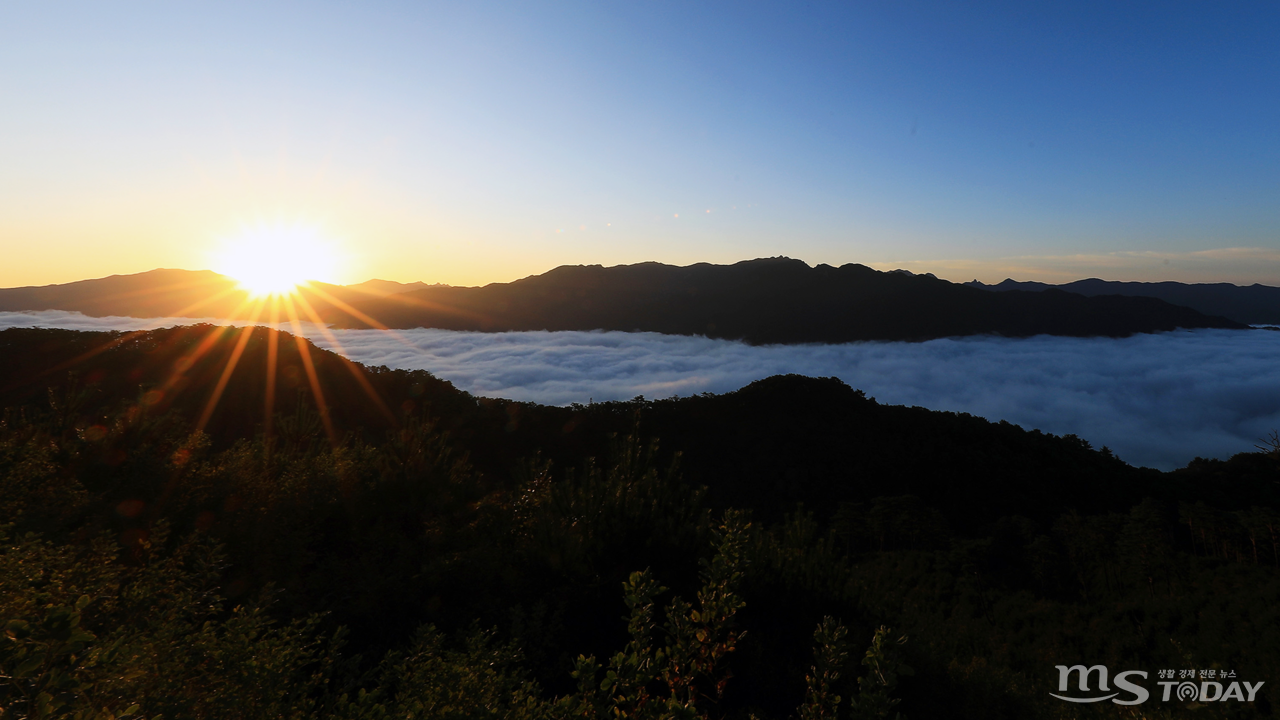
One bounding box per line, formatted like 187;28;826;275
2;310;1277;471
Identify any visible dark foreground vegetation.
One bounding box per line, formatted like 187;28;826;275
1;325;1277;719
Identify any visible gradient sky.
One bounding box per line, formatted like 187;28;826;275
3;1;1278;288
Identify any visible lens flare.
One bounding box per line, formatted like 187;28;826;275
212;224;341;297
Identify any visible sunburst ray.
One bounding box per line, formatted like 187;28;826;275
195;299;267;433
282;294;337;444
290;290;399;425
263;296;281;449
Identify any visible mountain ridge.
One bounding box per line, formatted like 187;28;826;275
0;258;1248;343
965;276;1280;324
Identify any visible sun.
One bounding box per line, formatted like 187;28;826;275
212;224;341;297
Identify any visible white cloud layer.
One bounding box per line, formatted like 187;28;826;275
2;310;1278;471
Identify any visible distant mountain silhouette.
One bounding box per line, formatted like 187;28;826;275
0;259;1247;342
344;279;446;296
0;269;244;318
965;277;1280;325
324;258;1245;341
0;271;445;317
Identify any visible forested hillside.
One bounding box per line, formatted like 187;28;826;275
1;326;1276;718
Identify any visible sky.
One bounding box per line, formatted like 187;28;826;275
2;1;1279;288
3;309;1277;470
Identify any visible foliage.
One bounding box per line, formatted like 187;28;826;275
0;524;338;720
328;626;548;720
561;511;749;720
0;327;1278;718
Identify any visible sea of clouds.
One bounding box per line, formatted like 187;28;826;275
2;309;1278;471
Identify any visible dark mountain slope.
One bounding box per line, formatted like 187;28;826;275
8;325;1264;537
967;276;1280;324
0;259;1246;343
327;258;1244;341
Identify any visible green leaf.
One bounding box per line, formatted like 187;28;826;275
15;654;45;678
5;618;32;639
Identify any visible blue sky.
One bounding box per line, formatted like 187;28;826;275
2;1;1278;286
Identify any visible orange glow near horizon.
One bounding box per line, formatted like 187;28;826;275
211;224;342;298
9;220;413;454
